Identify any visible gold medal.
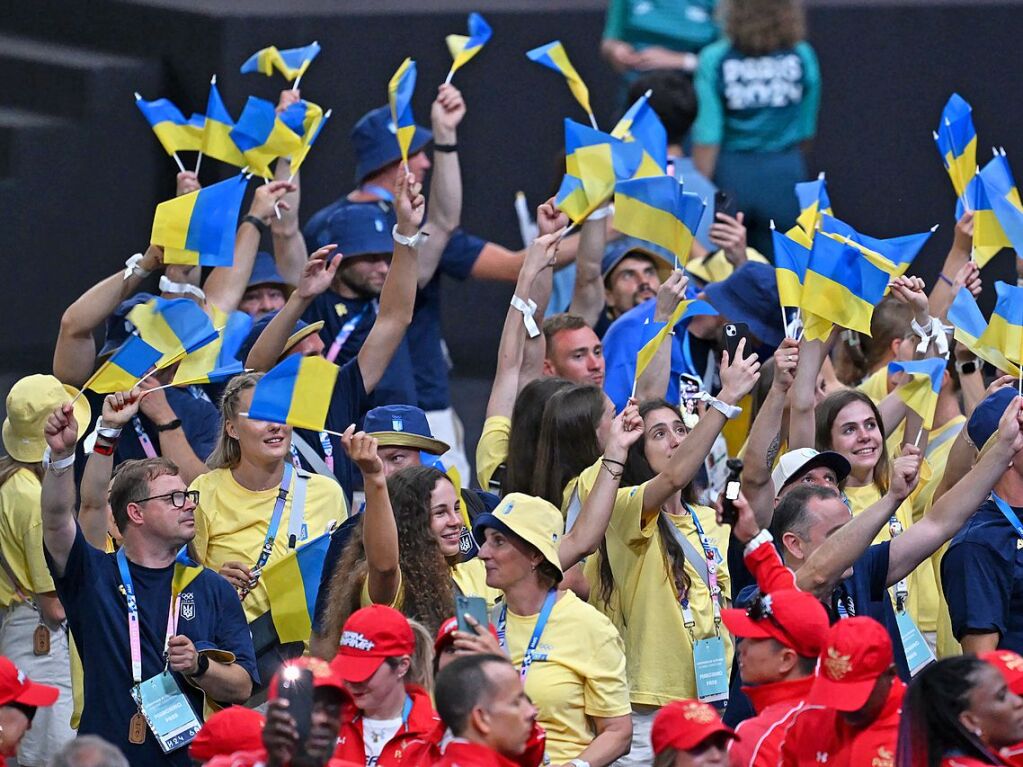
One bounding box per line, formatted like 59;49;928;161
128;712;147;744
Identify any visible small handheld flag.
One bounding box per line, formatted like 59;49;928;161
261;530;332;644
800;231;889;337
934;93;977;206
888;358;946;430
526;41;596;129
134;94;204;170
173;311;252;386
978;281;1023;366
794;174;832;235
151;174;249;266
445;13;492;84
279;100;331;176
388;58;418;167
201;76;246;168
947;288;1022;376
86;335;164;394
634;299;717;384
240;42;321;86
247;355;339;432
611;90;668;173
127;297;219;366
978;148;1023;260
614;175;706;266
230;97;304;179
771;225;810;310
819;215;934;278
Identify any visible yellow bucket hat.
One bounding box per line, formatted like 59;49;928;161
471;493;564;580
2;375;91;463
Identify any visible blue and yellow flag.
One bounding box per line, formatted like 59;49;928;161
151;174;248;266
230;97;304;179
526;41;594;125
87;335;164;394
446;12;492;81
611;90;668;173
934;93;977;201
201;76;246;168
978;281;1023;366
819;214;934;278
388;58;418;167
947;287;1021;376
614;175;706;265
634;299;717;382
800;230;889;336
240;42;321;81
978;149;1023;259
280;101;331;174
771;225;810;308
247;355;339;431
172;311;252;386
128;297;219;367
794;175;833;234
135;94;204;155
888;358;946;430
960;172;1011;267
261;530;331;644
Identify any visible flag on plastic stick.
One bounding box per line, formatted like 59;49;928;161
819;214;934;278
978;281;1023;366
794;175;833;235
388;58;418;167
240;42;321;82
247;355;339;431
526;41;595;128
888;358;946;430
230;97;304;178
261;530;331;644
934;93;977;203
445;12;492;83
614;175;706;265
800;230;889;336
947;287;1022;376
135;94;204;156
151;174;248;266
979;148;1023;258
634;299;717;382
128;297;219;368
280;102;331;175
172;546;204;596
172;311;253;386
961;172;1011;267
611;90;668;173
201;76;246;168
771;225;810;308
86;335;164;394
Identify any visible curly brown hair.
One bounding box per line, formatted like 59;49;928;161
317;466;456;657
725;0;805;56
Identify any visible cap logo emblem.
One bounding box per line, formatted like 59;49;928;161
500;502;514;515
387;120;397;135
824;647;852;680
392;417;404;432
375;219;385;232
16;669;24;685
681;702;715;724
872;746;893;767
1001;652;1023;671
341;631;375;651
180;593;195;621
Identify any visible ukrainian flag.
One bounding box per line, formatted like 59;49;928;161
979;149;1023;258
261;530;331;644
280;100;330;174
634;299;717;382
446;13;492;80
128;298;219;366
151;174;249;266
978;281;1023;365
240;42;321;81
948;287;1022;376
819;215;934;278
961;173;1010;267
135;94;204;155
173;311;252;386
611;90;668;173
614;175;706;265
230;97;304;179
526;41;594;123
794;176;832;234
801;231;889;336
247;355;339;431
565;119;660;184
771;226;809;308
934;93;977;201
87;335;163;394
202;76;246;168
387;57;418;167
888;358;946;430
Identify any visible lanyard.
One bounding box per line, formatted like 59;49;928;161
991;493;1023;540
680;504;722;629
326;302;376;363
318;432;334;472
240;463;294;599
887;515;909;612
117;548;180;686
496;589;557;682
360;184;395;203
132;417;158;459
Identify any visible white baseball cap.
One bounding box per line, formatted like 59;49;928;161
772;448;850;495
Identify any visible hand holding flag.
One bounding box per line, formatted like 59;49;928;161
445;12;492;83
388;57;418;167
888;358;946;432
151;174;249;266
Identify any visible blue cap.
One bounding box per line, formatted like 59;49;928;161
236;310;325;365
248;252;291;289
968;386;1017;450
702;262;784;349
601;237;675;285
364;404;449;455
351;106;432;183
326;203;393;258
99;292;156;357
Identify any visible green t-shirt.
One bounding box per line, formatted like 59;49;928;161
603;0;720;53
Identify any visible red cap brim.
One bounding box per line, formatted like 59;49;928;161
15;680;59;708
334;653;386;684
807;674;876;712
721;609;775;641
672;722;738;752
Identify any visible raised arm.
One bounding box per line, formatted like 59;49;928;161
788;335;829;449
135;378;209;485
40;405;81;576
520;201;568;385
634;271;689;403
928;213;973;319
568;213;609;327
271;90;309;286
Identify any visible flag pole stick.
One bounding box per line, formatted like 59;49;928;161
913;427;924;449
587;112;598;131
263;177;282;220
194;152;203;175
781;306;790;339
172;152;186;174
444;69;455;86
292;74;303;91
557;223;578;242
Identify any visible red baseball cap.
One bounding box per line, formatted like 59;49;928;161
189;706;265;761
651;700;737;754
0;656;57;708
981;650;1023;696
722;590;829;659
808;618;893;712
333;605;415;684
434;616;500;654
267;657;346;701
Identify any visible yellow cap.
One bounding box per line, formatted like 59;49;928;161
686;247;769;285
472;493;564;580
2;375;91;463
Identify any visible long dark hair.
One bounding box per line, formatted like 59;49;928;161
596;399;695;609
319;466;455;653
531;385;606;507
503;377;573;496
896;656;1004;767
815;389;890;494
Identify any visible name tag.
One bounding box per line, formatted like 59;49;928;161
895;610;935;676
693;636;729;703
135;671;201;753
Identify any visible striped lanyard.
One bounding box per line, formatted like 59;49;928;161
132;417;158;459
325;302;376;363
117;548;179;688
888;515;909;612
681;504;721;628
239;464;293;600
497;589;557;682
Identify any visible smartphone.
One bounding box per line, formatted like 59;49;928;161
455;595;490;634
723;322;753;360
714;189;738;219
719;458;744;527
277;666;314;753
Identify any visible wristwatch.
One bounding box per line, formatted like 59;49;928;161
392;224;425;249
955;358;980;376
187;653;210;679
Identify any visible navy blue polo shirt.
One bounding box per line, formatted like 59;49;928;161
46;526;257;767
942;498;1023;653
115;387;220;464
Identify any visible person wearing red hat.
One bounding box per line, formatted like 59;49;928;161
189;705;265;764
651;699;737;766
980;651;1023;767
896;655;1023;767
0;655;59;759
778;617;904;767
721;587;829;767
329;605;441;767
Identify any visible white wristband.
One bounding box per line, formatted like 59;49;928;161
159;276;206;302
392;224;425;249
123;253;151;281
694;391;742;420
510;295;540;338
42;448;75;473
743;529;774;557
588;204;613;221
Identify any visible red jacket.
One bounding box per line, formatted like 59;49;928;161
334;685;442;767
204;750;361;767
432;740;523;767
943;757;1010;767
420;721;547;767
778;679;905;767
1003;743;1023;766
744;534;797;592
728;675;815;767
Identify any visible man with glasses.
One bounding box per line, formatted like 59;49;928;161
39;400;256;767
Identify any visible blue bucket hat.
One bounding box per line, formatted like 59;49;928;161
326;204;393;259
702;261;784;349
364;404;449;455
236;310;325;365
601;237;675;286
248;251;291;289
351;106;433;183
968;386;1016;450
99;292;157;357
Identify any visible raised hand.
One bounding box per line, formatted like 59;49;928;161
249;180;297;223
889;445;922;502
719;338;762;405
44;404;78;457
889;275;929;325
276;89;301;114
995;395;1023;456
176;171;201;197
394;167;425;235
340;425;384;476
772;337;800;394
536;197;569;237
605;399;643;462
653;270;688;323
431;83;466;141
952;211;974;256
952;260;981;298
296;245;341;299
101;387;143;429
709;211;748;267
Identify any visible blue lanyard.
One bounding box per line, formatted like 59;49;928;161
680;331;697;379
991;493;1023;540
497;589;557;682
240;463;294;598
400;694;412;729
360;184;395;203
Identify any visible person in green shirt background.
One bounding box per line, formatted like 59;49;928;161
691;0;820;258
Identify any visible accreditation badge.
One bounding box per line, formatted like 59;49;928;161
132;671;201;753
693;636;729;703
895;610;936;676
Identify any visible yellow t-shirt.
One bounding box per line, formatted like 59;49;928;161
191;467;346;622
503;590;631;763
0;469;55;606
359;557;500;610
858;366;891;404
476;416;511;492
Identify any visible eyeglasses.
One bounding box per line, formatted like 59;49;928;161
134;490;199;509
